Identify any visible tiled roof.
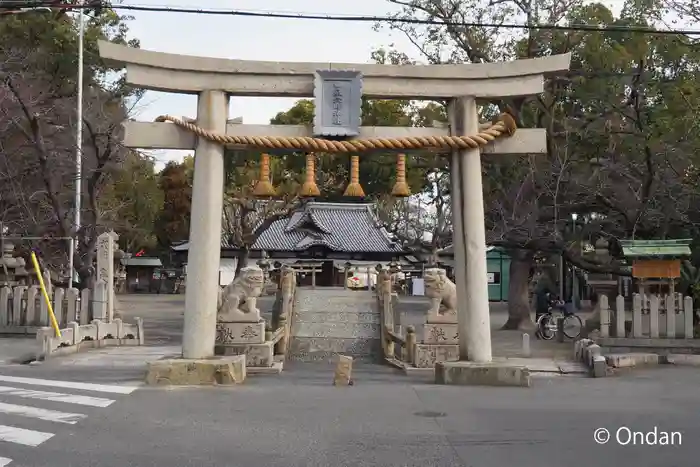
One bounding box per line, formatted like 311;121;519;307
251;202;404;253
171;202;404;254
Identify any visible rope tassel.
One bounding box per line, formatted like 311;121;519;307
299;153;321;197
252;153;276;197
391;153;410;197
343;155;365;198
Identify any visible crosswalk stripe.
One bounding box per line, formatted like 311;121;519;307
0;386;114;408
0;457;11;467
0;402;85;424
0;376;139;395
0;425;54;446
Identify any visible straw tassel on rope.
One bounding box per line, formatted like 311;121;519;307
343;155;365;197
391;153;410;197
252;153;276;197
299;153;320;197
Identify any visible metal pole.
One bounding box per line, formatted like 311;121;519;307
68;2;85;289
572;214;578;310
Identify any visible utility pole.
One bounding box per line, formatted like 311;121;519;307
68;0;85;289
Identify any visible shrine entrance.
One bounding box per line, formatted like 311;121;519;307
98;40;570;368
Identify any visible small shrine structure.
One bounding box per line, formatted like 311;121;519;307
620;239;692;297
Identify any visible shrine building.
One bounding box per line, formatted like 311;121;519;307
172;202;421;287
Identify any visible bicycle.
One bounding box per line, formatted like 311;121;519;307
535;299;583;340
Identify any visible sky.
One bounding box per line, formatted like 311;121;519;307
122;0;417;169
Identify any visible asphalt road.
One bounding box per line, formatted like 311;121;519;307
0;361;698;467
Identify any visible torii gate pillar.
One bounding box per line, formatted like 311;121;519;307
449;97;492;362
182;90;228;359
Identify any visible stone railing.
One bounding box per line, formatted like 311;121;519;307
597;293;699;355
37;317;144;359
378;267;461;370
377;281;416;367
598;293;695;339
0;281;112;335
271;268;296;359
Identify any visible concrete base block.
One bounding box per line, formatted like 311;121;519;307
215;321;266;344
422;323;459;344
414;343;459;368
145;355;247;386
435;361;531;387
214;341;274;367
607;353;660;368
592;355;607;377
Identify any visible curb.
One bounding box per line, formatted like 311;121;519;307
573;339;608;377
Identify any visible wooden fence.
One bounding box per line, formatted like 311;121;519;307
599;294;695;339
0;281;109;335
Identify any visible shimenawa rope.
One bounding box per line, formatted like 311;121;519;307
153;113;517;153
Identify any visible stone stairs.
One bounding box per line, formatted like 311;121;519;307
288;287;382;363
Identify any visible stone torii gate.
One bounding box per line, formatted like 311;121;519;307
99;41;570;380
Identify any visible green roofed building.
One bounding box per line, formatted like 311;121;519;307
619;239;692;297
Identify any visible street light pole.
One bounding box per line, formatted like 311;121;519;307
68;0;85;289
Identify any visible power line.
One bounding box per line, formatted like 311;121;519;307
1;1;700;36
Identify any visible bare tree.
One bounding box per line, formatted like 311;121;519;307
374;168;452;262
0;49;129;286
222;194;301;275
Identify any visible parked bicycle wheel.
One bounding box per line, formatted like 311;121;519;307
537;314;556;340
562;314;583;339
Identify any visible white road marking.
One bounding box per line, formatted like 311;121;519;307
0;425;54;446
0;457;11;467
0;402;86;424
0;376;139;394
0;385;114;408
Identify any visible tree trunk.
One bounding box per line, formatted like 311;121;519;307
501;249;535;330
235;247;250;276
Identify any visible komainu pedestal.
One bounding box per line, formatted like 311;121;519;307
215;266;273;367
414;268;460;368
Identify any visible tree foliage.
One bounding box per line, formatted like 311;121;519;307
99;151;163;252
155;161;192;248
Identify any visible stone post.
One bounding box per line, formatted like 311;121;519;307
95;231;118;322
449;96;492;363
183;90;229;360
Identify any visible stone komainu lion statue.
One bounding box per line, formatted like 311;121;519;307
217;266;265;322
423;267;457;319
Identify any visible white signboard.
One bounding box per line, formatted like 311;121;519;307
487;273;496;284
